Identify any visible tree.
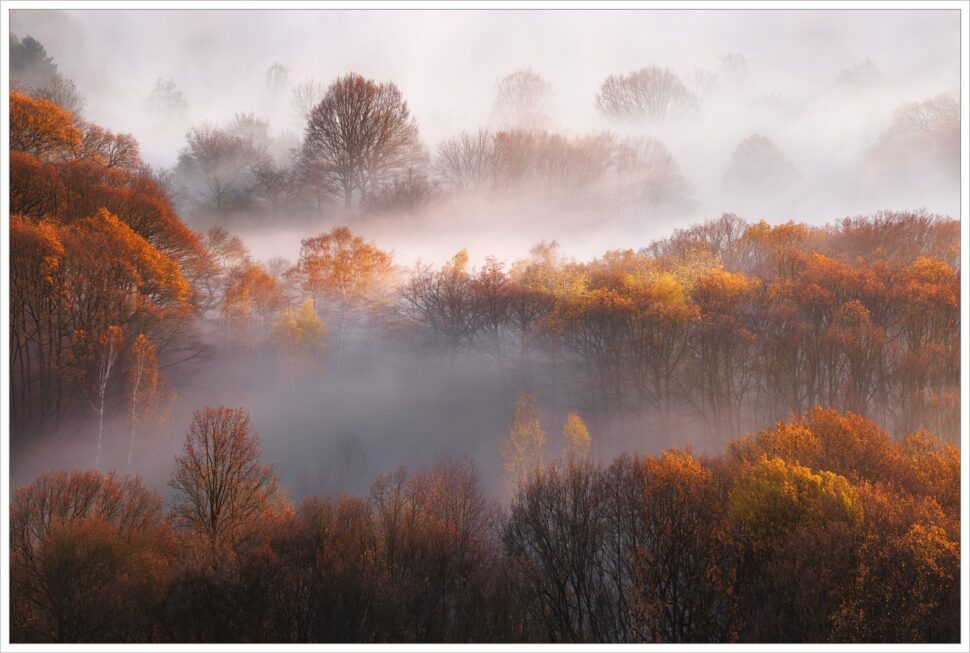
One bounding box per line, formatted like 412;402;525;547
223;262;284;351
613;137;691;213
10;91;82;158
263;62;290;111
300;72;423;207
10;34;85;115
595;66;699;121
125;334;168;472
169;407;282;556
88;325;124;469
400;250;479;353
291;77;326;124
625;272;697;441
36;73;85;115
363;167;437;213
502;458;612;641
9;99;198;437
10;470;170;642
493;68;552;131
832;483;959;643
630;450;734;642
369;458;497;641
274;298;328;390
500;393;547;492
433;129;495;192
689;269;761;440
562;411;592;461
867;93;959;193
10;34;59;89
728;455;862;641
79;122;140;171
252;159;297;217
145;78;187;119
722;134;800;197
176;118;269;216
293;227;393;357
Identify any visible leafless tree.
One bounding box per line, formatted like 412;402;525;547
493;68;552;131
301;73;423;208
37;73;85;115
433;130;495;192
614;137;691;210
595;66;698;121
176;117;270;216
145;77;188;120
291;77;326;124
685;68;718;100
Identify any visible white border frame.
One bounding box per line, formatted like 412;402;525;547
0;2;966;652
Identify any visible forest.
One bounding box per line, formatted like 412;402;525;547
5;15;963;646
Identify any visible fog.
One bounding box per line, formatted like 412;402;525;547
9;8;961;498
11;9;961;238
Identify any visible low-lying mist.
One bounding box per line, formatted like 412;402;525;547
8;7;961;502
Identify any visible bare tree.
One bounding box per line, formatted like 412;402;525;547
176;117;270;216
300;72;423;208
36;73;85;116
493;68;552;131
614;137;691;211
169;406;281;554
685;68;718;100
291;77;326;124
433;130;495;192
145;77;188;120
595;66;698;121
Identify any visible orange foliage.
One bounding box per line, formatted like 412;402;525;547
10;90;82;158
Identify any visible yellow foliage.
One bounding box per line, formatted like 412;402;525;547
562;411;591;461
729;455;861;548
275;298;328;357
730;421;822;468
501;393;546;492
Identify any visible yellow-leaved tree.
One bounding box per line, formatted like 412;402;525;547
501;393;546;493
274;298;328;392
562;411;591;462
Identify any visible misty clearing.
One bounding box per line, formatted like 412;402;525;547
4;5;964;646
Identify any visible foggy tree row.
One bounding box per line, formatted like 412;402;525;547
11;33;958;225
230;213;959;447
9;89;960;465
10;404;959;643
170;84;695;221
169;71;959;223
392;213;960;445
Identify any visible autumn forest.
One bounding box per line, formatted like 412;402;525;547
4;9;964;646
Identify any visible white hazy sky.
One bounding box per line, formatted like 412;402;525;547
11;9;959;158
